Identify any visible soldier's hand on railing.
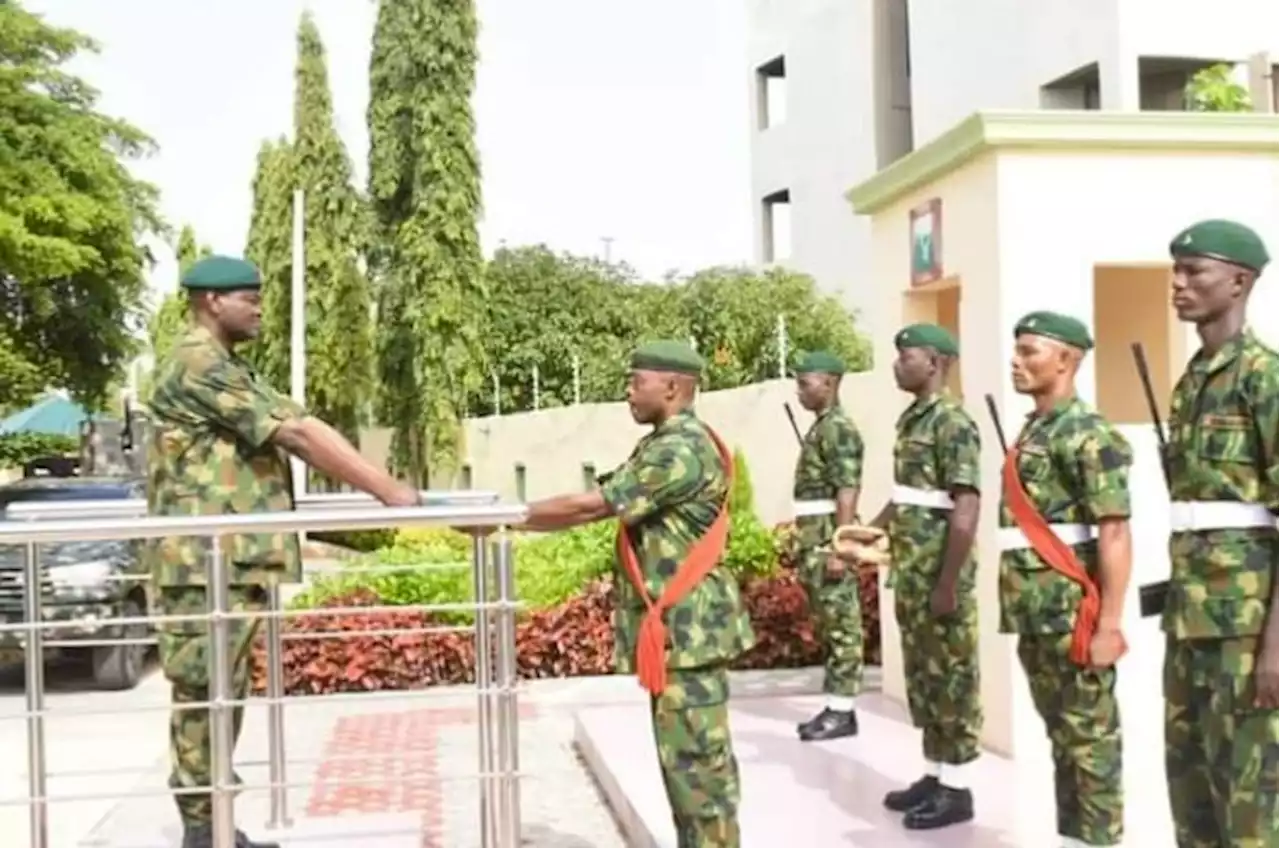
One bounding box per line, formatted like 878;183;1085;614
379;483;422;508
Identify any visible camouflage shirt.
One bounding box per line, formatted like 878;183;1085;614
601;409;756;671
888;393;981;604
1163;329;1279;640
144;325;304;587
998;397;1133;634
792;405;865;554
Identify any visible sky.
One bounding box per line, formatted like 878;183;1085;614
23;0;755;299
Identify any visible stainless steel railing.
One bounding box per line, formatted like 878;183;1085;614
0;494;526;848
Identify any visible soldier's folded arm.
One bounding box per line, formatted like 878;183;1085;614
1078;428;1136;628
186;357;416;505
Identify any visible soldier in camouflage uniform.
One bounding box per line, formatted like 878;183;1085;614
521;340;755;848
999;311;1133;848
790;351;866;742
862;323;982;830
146;256;419;848
1162;219;1278;848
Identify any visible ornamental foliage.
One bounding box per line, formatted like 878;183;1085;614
0;1;164;413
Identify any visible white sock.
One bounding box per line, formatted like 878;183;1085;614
826;695;855;712
939;760;975;789
925;759;942;778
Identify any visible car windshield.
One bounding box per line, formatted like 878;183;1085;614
0;484;136;564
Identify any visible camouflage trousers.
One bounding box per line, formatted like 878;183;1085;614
1017;633;1123;846
801;552;864;697
156;584;269;826
1164;635;1279;848
896;591;982;765
649;664;741;848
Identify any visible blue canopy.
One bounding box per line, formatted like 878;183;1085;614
0;394;91;437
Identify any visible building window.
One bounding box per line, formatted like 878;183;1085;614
756;55;787;130
1040;62;1102;110
761;189;791;263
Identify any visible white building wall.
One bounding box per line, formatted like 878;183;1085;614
746;0;878;311
747;0;1276;313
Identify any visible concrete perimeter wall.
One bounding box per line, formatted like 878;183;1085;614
451;375;896;528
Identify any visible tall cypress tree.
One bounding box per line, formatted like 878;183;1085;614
293;11;372;445
243;137;295;390
367;0;488;484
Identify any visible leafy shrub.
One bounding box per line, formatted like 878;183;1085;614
0;433;79;469
308;529;397;552
728;447;754;515
253;573;859;694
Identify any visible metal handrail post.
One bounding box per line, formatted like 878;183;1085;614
207;537;236;848
471;534;496;848
24;541;49;848
264;584;290;829
493;535;521;847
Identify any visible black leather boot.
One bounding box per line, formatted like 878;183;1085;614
902;785;974;830
796;707;858;741
883;774;939;812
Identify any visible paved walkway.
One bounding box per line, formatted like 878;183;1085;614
1;662;829;848
577;680;1179;847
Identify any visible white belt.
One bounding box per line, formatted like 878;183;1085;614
1170;501;1276;532
891;484;954;511
997;523;1096;552
793;499;837;518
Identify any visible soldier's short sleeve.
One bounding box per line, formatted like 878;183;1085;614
826;415;864;490
185;357;305;449
600;434;705;526
1077;425;1134;520
939;410;981;492
1244;355;1279;513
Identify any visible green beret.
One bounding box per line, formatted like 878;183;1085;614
181;255;262;291
794;350;845;375
894;323;958;356
1014;311;1094;352
1169;219;1269;272
629;340;704;376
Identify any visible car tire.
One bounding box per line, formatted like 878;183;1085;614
91;598;150;691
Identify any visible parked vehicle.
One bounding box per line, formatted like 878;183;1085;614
0;475;153;690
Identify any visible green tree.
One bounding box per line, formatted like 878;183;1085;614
674;266;871;390
243;137;295;390
368;0;488;484
0;1;165;412
139;225;210;402
1185;63;1252;112
291;13;373;454
476;245;635;414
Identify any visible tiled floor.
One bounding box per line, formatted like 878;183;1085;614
576;690;1177;847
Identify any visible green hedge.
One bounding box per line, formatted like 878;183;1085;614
294;447;780;619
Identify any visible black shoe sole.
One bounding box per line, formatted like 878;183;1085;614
902;809;975;830
798;725;858;742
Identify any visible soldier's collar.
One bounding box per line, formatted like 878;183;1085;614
1024;394;1080;423
653;407;696;433
1192;327;1253;376
188;322;231;356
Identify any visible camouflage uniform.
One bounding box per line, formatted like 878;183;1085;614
793;404;866;699
601;408;756;848
145;323;302;827
889;392;983;769
998;396;1131;847
1162;328;1278;848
